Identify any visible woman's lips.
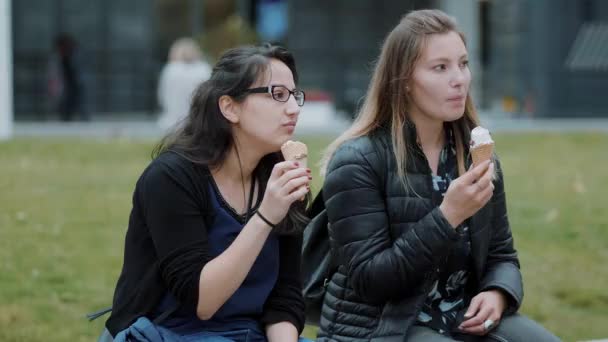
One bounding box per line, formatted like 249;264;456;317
447;95;465;102
283;122;297;132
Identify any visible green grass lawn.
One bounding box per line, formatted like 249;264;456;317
1;133;607;341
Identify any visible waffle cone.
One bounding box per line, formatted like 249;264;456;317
471;142;494;166
281;141;308;166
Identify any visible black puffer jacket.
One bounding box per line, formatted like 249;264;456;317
317;129;522;341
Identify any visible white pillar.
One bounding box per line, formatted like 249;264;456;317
438;0;482;106
0;0;13;140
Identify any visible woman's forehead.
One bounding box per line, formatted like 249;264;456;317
257;59;295;87
419;31;467;61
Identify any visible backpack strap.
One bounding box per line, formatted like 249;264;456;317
86;302;180;325
306;189;325;218
87;306;113;321
152;302;180;325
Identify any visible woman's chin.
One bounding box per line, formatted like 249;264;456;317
443;109;465;122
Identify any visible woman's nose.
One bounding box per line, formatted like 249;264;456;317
450;69;467;87
286;96;301;116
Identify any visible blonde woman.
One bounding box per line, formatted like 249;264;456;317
316;10;559;342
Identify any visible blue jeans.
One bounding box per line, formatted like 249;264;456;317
107;317;314;342
182;328;313;342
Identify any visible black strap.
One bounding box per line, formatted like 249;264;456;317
255;210;277;228
152;302;180;325
306;189;325;218
243;175;257;222
86;301;180;325
86;306;112;321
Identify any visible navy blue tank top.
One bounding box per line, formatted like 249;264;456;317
158;181;279;335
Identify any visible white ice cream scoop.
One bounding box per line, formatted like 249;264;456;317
470;126;493;147
470;126;494;166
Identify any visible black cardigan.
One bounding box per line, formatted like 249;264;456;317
106;152;305;336
317;129;523;341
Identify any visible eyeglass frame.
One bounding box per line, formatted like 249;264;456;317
242;85;305;107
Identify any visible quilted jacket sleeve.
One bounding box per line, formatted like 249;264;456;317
323;140;460;304
479;158;523;313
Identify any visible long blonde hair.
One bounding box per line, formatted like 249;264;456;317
320;9;479;190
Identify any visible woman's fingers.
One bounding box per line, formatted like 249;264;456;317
476;162;495;189
460;322;487;335
460;292;504;335
460;312;500;335
476;180;494;203
471;163;494;206
259;161;311;224
460;305;492;329
276;167;310;188
452;161;493;196
463;295;482;322
287;184;310;202
270;160;300;180
282;175;311;195
268;163;311;201
462;160;491;184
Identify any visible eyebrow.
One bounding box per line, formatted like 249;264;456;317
427;55;469;63
269;83;297;90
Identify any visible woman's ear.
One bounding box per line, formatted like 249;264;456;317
219;95;240;124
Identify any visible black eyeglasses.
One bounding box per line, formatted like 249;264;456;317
243;85;305;107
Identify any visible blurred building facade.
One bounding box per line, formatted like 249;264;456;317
12;0;158;118
483;0;608;117
288;0;608;118
287;0;432;116
10;0;608;120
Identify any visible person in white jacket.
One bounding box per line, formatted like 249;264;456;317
157;38;212;130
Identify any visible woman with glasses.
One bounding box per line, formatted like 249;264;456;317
105;44;312;342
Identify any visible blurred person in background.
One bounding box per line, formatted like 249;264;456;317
316;10;560;342
105;44;312;342
157;37;212;130
47;33;87;121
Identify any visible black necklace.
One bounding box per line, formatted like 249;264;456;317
234;146;255;222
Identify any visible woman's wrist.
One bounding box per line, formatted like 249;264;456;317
487;289;508;313
255;210;278;229
439;203;463;229
257;202;284;225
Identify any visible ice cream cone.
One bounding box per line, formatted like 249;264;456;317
471;142;494;166
281;140;308;167
281;140;309;200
